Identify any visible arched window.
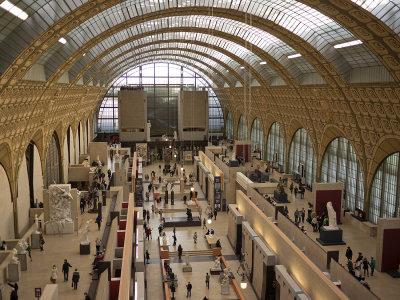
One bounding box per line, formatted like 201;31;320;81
96;63;223;135
266;122;285;169
321;138;364;212
45;132;61;188
237;115;248;141
250;118;264;159
369;153;400;224
226;112;234;140
288;128;316;186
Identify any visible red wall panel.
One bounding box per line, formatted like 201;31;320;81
119;220;127;230
381;228;400;272
117;230;126;247
109;279;120;300
315;190;342;223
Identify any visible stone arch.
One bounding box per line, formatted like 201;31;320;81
44;131;62;188
0;163;14;239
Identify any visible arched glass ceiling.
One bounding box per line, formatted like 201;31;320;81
102;55;226;88
351;1;400;34
82;41;267;86
94;49;240;87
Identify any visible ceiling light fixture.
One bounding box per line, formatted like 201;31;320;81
334;39;363;49
259;61;267;65
240;66;245;69
0;0;28;20
58;37;67;44
288;53;301;59
82;53;86;57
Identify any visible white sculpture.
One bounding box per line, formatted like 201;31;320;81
34;214;40;233
187;199;195;206
79;220;92;245
162;235;168;246
173;131;178;140
11;248;19;264
82;158;90;168
16;240;28;254
221;267;231;285
325;202;338;230
46;185;74;234
213;257;221;269
97;155;103;167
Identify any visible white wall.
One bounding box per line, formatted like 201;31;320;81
17;156;30;235
74;129;79;164
33;146;43;203
63;134;69;183
0;165;14;240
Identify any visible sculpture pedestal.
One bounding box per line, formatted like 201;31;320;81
210;267;222;275
182;264;192;272
221;282;230;295
80;242;91;255
46;221;74;234
8;262;21;282
17;253;27;271
317;227;345;246
31;232;41;249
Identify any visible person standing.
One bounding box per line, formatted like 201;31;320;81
173;235;177;246
40;234;45;251
289;182;294;194
301;208;305;223
80;199;85;214
205;273;210;289
8;283;18;300
370;257;375;276
95;215;102;230
146;213;150;223
294;187;298;198
186;281;192;297
362;257;370;277
145;250;150;264
345;246;353;261
203;218;206;229
170;282;176;299
214;210;217;220
72;269;80;290
62;259;72;282
178;244;183;260
95;238;102;253
294;209;299;223
84;292;91;300
50;265;58;283
193;232;197;244
173;226;176;237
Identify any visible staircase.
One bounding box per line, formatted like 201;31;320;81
169;249;214;257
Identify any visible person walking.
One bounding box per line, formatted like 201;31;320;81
26;242;32;262
170;282;176;299
146;212;150;223
186;281;192;297
50;265;58;283
294;187;298;198
95;238;101;253
84;292;91;300
205;272;210;289
173;226;176;237
173;235;177;246
143;209;147;220
178;244;183;260
214;210;217;220
95;215;102;230
80;199;85;214
62;259;72;282
193;232;197;244
203;218;206;229
370;257;375;276
71;269;80;290
345;246;353;260
8;283;18;300
289;182;293;194
145;250;150;264
40;234;45;251
301;208;305;223
362;257;370;277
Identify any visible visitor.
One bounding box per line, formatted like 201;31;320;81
178;244;183;260
84;292;91;300
193;232;197;244
216;239;221;248
50;265;58;283
205;272;210;289
170;282;176;298
210;228;215;235
26;242;32;261
346;246;353;260
311;216;318;232
301;208;305;223
40;234;45;251
323;216;329;226
284;206;289;216
72;269;80;290
186;281;193;297
347;259;354;276
362;257;370;277
151;205;155;214
289;182;294;194
143;209;147;220
146;213;150;223
145;250;150;264
80;199;85;214
95;215;102;230
357;252;363;262
214;210;217;220
294;209;299;223
62;259;72;282
173;235;177;246
355;259;362;279
0;241;7;250
158;224;163;236
294;187;298;198
183;195;187;204
8;283;18;300
203;218;206;229
95;238;102;253
370;257;376;276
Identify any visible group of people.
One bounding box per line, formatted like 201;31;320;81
346;247;375;289
49;259;81;290
289;182;306;199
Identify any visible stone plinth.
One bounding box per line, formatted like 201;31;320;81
210;267;222;275
46;221;74;234
8;262;21;281
31;233;41;249
80;242;91;255
17;253;27;271
221;282;230;294
317;227;345;246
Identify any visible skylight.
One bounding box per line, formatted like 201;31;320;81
288;54;302;59
58;37;67;44
334;40;363;49
0;0;28;20
259;61;267;65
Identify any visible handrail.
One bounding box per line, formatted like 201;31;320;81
220;256;246;300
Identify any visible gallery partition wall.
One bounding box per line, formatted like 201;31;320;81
250;118;264;159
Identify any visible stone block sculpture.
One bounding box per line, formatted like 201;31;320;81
45;184;74;234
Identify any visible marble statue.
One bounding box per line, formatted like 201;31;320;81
79;220;92;245
173;131;178;140
97;155;103;167
162;235;167;246
34;214;40;233
221;267;231;285
213;257;221;269
16;240;28;254
187;199;195;206
82;158;90;168
11;248;19;264
325;201;338;230
46;184;74;234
